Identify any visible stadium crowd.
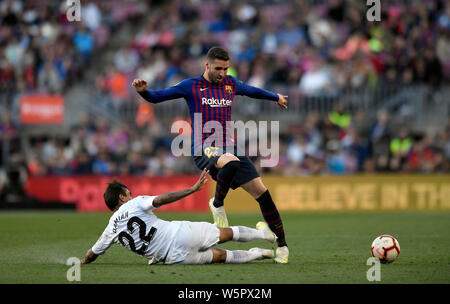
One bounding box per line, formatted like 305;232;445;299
1;0;449;100
1;0;449;184
0;0;146;105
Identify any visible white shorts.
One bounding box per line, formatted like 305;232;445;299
173;221;220;265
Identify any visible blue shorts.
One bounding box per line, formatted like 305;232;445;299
192;145;260;190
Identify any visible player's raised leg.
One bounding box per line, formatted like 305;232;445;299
209;153;240;227
241;177;289;264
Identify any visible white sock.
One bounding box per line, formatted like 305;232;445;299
225;250;262;264
231;226;265;242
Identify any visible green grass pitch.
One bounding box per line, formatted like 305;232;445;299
0;210;449;284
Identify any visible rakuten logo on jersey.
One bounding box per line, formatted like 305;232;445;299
202;97;232;107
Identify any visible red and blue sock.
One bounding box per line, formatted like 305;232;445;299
256;190;287;247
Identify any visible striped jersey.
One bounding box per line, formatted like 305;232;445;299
138;75;279;155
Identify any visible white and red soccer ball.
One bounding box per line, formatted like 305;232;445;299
371;235;400;264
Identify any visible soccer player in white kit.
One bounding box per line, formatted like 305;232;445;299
81;169;276;265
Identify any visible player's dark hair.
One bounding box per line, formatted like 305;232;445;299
206;46;230;62
104;180;128;211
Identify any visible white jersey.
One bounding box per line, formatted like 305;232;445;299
91;196;187;264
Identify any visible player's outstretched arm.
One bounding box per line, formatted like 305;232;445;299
153;169;209;208
234;77;288;109
81;249;98;264
132;78;186;104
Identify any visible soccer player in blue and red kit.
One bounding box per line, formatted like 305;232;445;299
132;47;289;263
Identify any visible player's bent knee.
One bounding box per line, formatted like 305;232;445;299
216;153;240;169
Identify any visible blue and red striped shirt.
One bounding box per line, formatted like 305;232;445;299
138;75;279;155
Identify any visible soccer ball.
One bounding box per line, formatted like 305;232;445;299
370;235;400;264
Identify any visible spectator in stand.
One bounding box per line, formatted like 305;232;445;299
37;60;63;93
92;150;111;175
71;150;92;175
369;109;391;161
390;128;413;159
114;47;139;74
73;25;94;62
436;30;450;78
328;102;351;136
299;60;335;96
0;112;18;146
105;67;130;107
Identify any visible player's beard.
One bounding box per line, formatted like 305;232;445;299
208;69;222;85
